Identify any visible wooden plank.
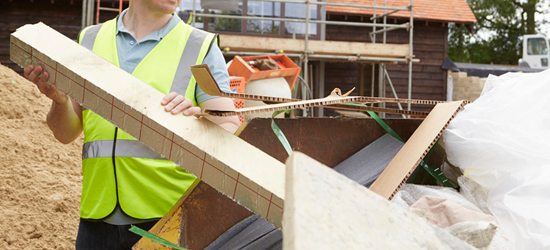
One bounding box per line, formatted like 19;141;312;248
219;34;410;58
10;22;285;227
283;152;475;250
369;101;466;199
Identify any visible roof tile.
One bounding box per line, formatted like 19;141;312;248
326;0;476;23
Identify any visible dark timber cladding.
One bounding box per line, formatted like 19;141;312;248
1;0;123;74
1;0;82;74
324;14;448;114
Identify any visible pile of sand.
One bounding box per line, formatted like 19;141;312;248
0;63;83;249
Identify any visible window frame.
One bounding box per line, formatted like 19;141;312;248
200;0;321;39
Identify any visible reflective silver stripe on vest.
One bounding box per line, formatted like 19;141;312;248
170;28;212;94
82;140;165;160
81;24;103;51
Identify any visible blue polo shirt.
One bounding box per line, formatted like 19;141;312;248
103;9;230;225
116;9;230;104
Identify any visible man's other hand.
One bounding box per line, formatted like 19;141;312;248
161;92;201;116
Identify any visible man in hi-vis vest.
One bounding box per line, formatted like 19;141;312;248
23;0;240;248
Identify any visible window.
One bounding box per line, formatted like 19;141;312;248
180;0;320;38
207;1;243;33
527;37;548;55
284;0;318;36
247;1;281;34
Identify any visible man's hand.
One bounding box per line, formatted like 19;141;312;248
161;92;202;116
24;65;69;105
161;93;240;134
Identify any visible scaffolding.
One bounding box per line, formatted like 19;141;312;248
81;0;417;118
191;0;417;117
81;0;127;28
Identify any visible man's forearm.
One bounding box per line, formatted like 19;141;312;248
47;99;83;144
199;98;241;134
216;119;241;134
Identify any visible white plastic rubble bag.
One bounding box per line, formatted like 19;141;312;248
443;69;550;249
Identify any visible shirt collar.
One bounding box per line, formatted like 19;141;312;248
116;8;182;42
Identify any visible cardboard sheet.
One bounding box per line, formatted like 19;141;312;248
10;22;285;227
191;64;434;117
369;101;466;199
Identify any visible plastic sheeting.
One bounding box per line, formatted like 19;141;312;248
443;70;550;249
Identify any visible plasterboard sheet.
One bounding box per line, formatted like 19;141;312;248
10;22;285;227
283;152;475;250
333;134;404;187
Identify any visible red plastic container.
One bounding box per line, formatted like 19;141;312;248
227;54;301;90
229;76;245;124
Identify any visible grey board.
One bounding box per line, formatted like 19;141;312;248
204;214;282;250
333;133;404;188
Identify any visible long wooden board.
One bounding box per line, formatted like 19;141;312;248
220;34;410;58
10;22;285;227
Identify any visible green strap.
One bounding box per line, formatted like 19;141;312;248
343;103;404;142
367;111;404;142
129;225;188;250
271;110;293;156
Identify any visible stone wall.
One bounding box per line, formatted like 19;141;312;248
450;71;486;102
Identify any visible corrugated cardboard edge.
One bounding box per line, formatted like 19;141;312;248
191;64;433;117
10;22;285;228
369;101;467;200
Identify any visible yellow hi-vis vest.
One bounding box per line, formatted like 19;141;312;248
78;17;217;220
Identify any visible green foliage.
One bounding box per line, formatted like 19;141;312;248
448;0;549;65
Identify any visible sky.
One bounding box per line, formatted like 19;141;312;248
537;2;550;36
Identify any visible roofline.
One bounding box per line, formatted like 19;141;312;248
326;11;477;24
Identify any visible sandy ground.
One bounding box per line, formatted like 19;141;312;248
0;63;83;249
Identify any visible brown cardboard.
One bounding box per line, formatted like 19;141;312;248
190;64;432;117
10;22;285;227
369;101;467;199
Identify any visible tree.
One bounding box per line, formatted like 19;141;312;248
448;0;549;65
